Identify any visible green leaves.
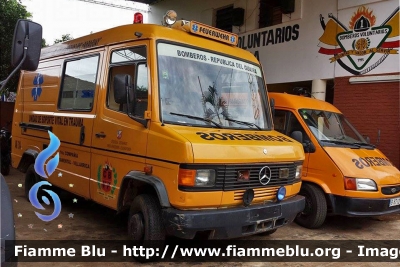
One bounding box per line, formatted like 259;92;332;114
54;34;74;44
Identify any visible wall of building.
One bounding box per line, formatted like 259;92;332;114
334;74;400;168
148;0;400;166
149;0;399;84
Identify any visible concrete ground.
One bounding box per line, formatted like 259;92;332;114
4;167;400;267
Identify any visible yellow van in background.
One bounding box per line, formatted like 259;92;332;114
270;92;400;229
11;12;305;240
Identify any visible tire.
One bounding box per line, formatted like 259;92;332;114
258;228;277;236
128;194;165;262
295;183;327;229
128;194;165;241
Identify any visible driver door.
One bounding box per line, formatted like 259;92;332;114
90;42;150;209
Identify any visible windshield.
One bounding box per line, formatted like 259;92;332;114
299;109;367;144
157;42;270;130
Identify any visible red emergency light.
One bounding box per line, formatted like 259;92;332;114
134;12;143;24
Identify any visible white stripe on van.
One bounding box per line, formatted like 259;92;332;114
31;111;96;119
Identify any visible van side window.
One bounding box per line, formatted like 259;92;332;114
107;47;148;118
59;55;99;110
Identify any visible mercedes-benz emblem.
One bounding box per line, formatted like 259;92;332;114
263;149;267;155
391;188;397;193
259;166;272;185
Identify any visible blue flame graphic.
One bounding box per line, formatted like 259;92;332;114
32;74;43;101
29;181;62;222
31;131;62;222
34;131;60;178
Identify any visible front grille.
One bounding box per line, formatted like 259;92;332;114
223;163;297;190
382;185;400;195
234;187;279;200
179;162;298;192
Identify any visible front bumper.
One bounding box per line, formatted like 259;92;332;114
329;194;400;217
163;195;305;239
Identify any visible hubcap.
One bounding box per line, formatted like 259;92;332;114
129;213;144;240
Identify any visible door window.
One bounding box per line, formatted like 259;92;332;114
106;46;148;118
274;109;311;142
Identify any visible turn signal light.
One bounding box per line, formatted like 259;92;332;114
344;177;357;190
178;169;196;186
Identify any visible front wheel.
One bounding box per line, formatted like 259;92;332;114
128;194;165;262
295;183;327;229
128;194;165;241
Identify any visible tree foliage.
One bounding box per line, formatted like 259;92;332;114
54;34;74;44
0;0;32;93
42;38;48;48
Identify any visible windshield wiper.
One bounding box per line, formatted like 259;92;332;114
321;140;361;148
353;142;376;148
224;118;262;130
169;112;223;128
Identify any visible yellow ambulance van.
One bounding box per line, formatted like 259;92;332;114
270;92;400;229
11;11;305;240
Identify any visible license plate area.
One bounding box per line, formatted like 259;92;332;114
389;197;400;207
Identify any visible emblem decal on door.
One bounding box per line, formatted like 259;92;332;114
117;130;122;139
97;160;118;199
32;73;44;101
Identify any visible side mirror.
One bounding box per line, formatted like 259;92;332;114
291;131;316;153
1;20;42;92
113;74;133;104
11;19;42;71
303;140;316;153
270;98;275;117
290;130;303;144
113;74;147;128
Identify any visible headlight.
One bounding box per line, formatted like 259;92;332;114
344;177;377;191
295;165;303;180
178;169;216;187
195;169;216;187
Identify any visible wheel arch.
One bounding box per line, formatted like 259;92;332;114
301;181;334;214
117;171;170;214
17;149;38;173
